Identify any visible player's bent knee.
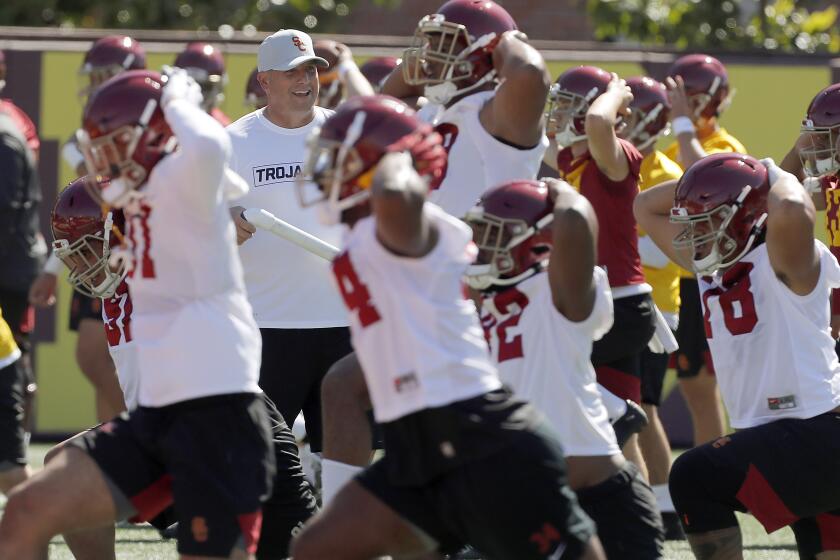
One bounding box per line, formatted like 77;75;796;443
44;442;65;465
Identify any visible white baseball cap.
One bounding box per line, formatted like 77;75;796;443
258;29;329;72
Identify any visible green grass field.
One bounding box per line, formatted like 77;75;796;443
0;445;799;559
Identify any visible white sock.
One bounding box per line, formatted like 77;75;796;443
598;384;627;422
321;458;363;506
652;483;675;512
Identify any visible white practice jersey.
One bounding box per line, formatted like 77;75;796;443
333;203;501;423
700;241;840;428
123;99;261;408
420;90;548;218
101;280;139;410
481;268;620;456
227;107;347;328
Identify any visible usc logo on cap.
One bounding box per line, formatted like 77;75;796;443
292;36;307;52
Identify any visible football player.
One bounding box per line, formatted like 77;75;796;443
664;54;745;447
0;306;27;496
29;34;149;427
619;75;686;539
319;0;551;501
173;41;231;125
465;179;665;559
636;153;840;559
47;177;317;560
546;65;655;477
292;94;604;560
383;0;549;218
780;83;840;347
0;69;275;559
313;40;375;110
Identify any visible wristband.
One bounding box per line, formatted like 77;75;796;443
44;252;63;275
671;116;695;137
337;59;357;79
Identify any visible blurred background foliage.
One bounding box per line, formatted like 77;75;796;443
588;0;840;53
0;0;397;34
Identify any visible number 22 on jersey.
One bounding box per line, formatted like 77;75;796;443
481;287;530;362
701;262;758;337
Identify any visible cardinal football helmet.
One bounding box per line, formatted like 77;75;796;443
52;176;126;298
77;70;175;206
360;56;401;91
622;76;671;151
78;35;146;99
174;42;227;112
800;83;840;178
667;54;731;121
548;65;613;146
670;153;769;275
245;68;267;109
464;180;554;290
298;95;447;225
402;0;516;105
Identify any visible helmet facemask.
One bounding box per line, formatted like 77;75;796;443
402;14;498;105
670;186;767;275
182;67;227;112
547;83;600;147
78;98;175;207
77;62;132;100
799;122;840;178
464;208;553;290
623;103;669;151
53;212;126;298
298;112;374;225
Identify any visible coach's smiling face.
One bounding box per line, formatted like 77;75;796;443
259;62;320;118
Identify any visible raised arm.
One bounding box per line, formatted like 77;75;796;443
380;60;425;109
584;74;632;182
665;76;709;169
161;70;231;206
545;178;599;321
763;159;820;295
633;179;693;271
482;31;550;148
335;44;376;100
370;152;436;258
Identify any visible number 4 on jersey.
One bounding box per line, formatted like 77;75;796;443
332;252;382;327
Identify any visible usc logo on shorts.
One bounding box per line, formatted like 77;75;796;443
191;516;209;542
292;36;307;52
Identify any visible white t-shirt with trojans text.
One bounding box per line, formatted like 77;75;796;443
123;98;261;408
227;107;347;328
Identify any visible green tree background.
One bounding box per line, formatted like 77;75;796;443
0;0;395;33
588;0;840;53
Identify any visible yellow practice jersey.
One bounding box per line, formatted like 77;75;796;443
664;127;747;278
0;307;20;370
639;151;684;314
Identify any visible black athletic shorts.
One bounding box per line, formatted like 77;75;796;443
577;462;664;559
670;410;840;557
0;289;33;352
258;395;318;559
591;292;656;403
71;392;275;557
674;278;715;378
69;290;102;331
258;327;352;452
357;390;596;559
0;359;26;470
640;331;675;406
